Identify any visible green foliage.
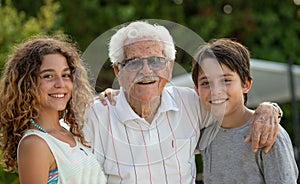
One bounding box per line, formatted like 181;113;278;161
6;0;300;79
47;0;300;90
0;165;19;184
0;0;62;72
245;1;300;64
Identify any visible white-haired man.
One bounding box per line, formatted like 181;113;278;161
83;21;282;184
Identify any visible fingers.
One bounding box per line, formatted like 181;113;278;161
97;92;108;106
96;88;119;105
252;114;274;152
257;116;270;146
263;117;279;153
250;117;262;152
244;136;251;144
249;108;280;153
105;88;117;105
249;114;266;152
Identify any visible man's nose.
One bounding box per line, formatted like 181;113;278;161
140;60;152;74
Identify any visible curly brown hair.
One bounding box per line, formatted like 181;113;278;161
0;35;94;172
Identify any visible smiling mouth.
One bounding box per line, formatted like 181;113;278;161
137;80;156;85
135;76;159;85
49;94;66;98
209;98;228;104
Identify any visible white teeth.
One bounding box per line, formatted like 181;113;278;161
210;99;227;104
51;94;65;98
137;80;156;84
142;80;153;83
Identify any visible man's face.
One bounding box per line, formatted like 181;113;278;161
114;40;173;103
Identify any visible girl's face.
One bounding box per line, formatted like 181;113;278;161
38;54;73;112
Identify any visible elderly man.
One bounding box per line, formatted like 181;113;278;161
84;21;282;184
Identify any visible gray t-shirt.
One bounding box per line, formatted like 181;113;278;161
199;122;298;184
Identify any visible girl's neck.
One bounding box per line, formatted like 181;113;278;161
36;110;61;130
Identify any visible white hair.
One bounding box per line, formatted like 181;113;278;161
109;21;176;64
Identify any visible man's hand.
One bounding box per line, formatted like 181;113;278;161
245;102;282;153
95;88;120;106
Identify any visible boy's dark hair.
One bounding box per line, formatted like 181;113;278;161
192;38;252;105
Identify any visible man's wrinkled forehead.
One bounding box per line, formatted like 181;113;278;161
123;40;164;60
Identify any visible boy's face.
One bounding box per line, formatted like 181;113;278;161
194;58;252;121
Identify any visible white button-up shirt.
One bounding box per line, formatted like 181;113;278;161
84;86;216;184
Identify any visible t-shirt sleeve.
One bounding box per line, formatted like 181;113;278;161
197;121;220;151
259;125;299;183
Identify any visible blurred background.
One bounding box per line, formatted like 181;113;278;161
0;0;300;183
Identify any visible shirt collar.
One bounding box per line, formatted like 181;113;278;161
115;87;179;123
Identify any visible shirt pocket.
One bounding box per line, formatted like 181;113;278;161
165;135;197;177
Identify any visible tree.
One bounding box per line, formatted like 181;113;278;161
0;0;62;72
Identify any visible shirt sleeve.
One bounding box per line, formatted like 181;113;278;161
83;102;106;165
259;125;299;183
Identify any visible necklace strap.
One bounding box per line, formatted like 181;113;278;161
29;119;48;133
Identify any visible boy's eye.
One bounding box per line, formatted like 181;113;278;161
223;78;232;83
200;81;210;87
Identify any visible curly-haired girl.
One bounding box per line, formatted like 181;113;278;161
0;35;106;183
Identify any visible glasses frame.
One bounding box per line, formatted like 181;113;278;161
117;56;169;72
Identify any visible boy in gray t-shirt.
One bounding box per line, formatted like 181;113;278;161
192;38;298;183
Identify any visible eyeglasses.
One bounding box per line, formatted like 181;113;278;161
118;56;169;72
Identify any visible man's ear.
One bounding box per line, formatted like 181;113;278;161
113;64;120;77
243;77;253;93
194;85;200;96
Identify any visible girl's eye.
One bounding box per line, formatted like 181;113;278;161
62;73;72;78
41;74;53;79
